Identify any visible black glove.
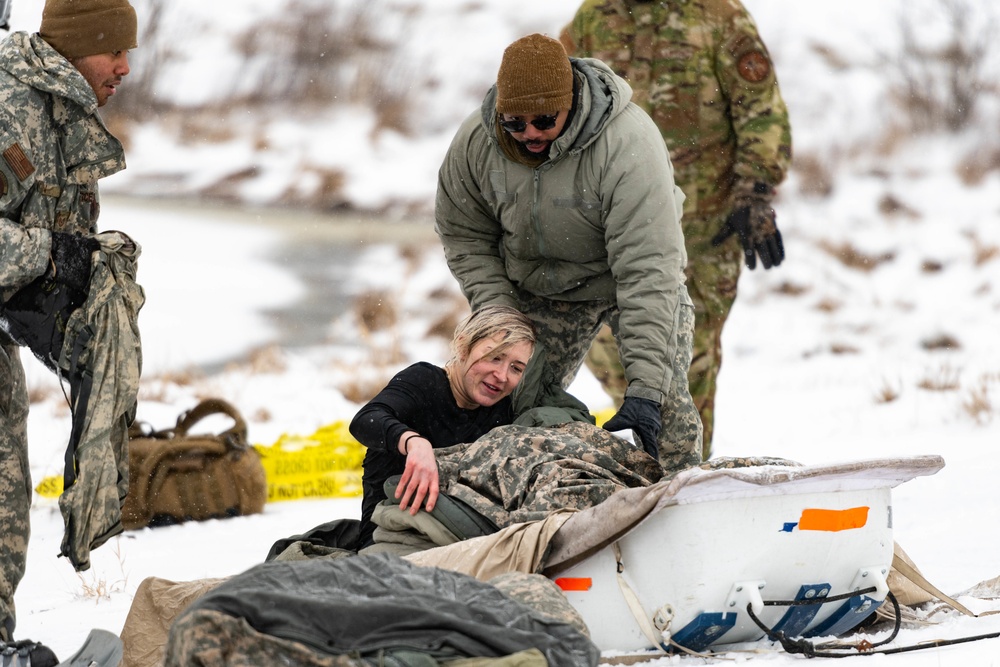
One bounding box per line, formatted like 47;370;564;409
48;232;99;292
0;639;59;667
603;396;661;460
711;182;784;270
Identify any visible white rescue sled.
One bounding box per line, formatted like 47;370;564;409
545;455;945;653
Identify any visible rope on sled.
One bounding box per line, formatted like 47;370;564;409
747;590;1000;657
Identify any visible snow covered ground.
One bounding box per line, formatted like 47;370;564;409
4;0;1000;664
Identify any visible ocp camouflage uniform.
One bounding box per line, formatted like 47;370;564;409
561;0;792;455
0;31;127;639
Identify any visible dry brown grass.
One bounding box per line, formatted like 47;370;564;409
354;290;398;333
874;378;902;404
830;343;860;355
964;231;1000;266
793;153;835;198
921;333;962;352
961;376;995;424
956;146;1000;186
771;281;811;297
278;168;348;210
239;345;288;375
921;259;945;274
877;193;921;220
809;41;851;71
818;240;896;272
338;373;396;405
76;540;128;601
814;297;843;313
27;382;59;405
917;364;961;391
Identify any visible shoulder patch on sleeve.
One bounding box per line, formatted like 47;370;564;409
0;171;6;199
737;50;771;84
2;142;35;181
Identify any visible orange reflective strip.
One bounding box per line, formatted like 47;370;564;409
798;506;869;532
554;577;592;592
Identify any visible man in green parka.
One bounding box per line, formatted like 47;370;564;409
435;33;702;472
0;0;138;658
561;0;793;455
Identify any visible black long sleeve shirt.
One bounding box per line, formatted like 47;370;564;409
349;362;513;546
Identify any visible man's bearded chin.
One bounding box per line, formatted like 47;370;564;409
517;139;549;158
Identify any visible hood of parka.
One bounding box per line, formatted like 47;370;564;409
478;57;634;164
0;31;99;112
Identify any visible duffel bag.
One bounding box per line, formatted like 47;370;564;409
122;398;267;529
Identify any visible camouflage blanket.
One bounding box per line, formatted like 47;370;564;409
434;421;664;529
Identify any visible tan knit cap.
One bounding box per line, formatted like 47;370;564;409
40;0;138;59
496;34;573;116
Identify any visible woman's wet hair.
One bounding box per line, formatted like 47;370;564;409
449;305;536;365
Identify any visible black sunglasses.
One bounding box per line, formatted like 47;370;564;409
498;113;559;133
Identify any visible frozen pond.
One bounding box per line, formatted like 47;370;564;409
95;195;437;376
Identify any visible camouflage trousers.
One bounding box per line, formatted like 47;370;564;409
0;343;30;641
585;215;741;457
515;286;702;473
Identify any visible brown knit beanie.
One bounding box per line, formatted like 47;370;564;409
40;0;138;59
496;34;574;116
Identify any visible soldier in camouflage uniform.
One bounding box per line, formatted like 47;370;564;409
436;34;703;473
560;0;793;455
0;0;138;646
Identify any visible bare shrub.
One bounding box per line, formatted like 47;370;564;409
100;0;172;127
229;0;414;135
883;0;998;134
818;240;896;272
830;343;860;355
917;364;961;391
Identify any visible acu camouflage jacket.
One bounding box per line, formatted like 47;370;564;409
0;32;125;296
561;0;792;219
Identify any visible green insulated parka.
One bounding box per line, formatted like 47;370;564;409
436;58;687;402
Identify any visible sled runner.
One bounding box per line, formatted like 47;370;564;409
550;455;945;653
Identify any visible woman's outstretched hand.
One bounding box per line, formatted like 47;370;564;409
396;434;440;515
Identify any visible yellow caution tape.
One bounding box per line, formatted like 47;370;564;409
34;420;368;503
253;421;366;502
592;407;617;428
35;475;64;499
